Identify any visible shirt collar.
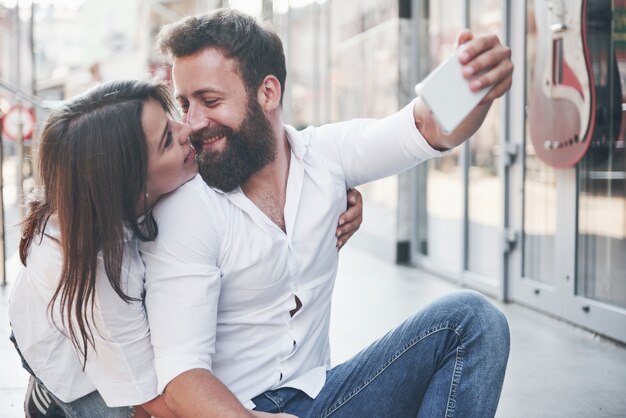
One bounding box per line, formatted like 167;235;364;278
283;124;308;160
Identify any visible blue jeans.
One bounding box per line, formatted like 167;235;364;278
252;290;510;418
44;387;133;418
10;331;132;418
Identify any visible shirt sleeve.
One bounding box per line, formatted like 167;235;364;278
139;178;223;394
310;98;446;188
26;224;159;407
83;255;159;406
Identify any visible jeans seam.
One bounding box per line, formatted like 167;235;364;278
262;392;283;413
317;323;465;418
444;344;464;418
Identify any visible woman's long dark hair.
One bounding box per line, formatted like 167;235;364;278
19;80;174;368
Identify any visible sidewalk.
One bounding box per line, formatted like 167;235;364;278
1;243;626;417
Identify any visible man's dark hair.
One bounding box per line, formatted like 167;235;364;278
157;8;287;103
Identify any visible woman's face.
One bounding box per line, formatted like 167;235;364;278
142;98;197;206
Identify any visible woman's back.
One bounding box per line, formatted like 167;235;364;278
9;214;158;407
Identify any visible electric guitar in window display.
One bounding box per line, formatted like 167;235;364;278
529;0;596;168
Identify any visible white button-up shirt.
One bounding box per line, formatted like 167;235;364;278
140;99;442;408
9;216;158;407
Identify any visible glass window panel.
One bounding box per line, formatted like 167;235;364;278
417;0;464;269
328;0;401;253
577;0;626;309
467;0;502;279
524;0;558;285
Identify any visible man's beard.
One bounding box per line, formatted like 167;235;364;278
192;98;276;192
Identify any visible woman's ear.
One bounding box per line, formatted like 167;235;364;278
256;75;282;113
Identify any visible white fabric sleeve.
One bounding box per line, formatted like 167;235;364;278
27;227;159;407
140;180;222;394
83;272;159;407
311;99;446;188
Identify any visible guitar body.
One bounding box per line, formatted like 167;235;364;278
529;0;595;168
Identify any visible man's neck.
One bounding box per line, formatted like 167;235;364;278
241;128;291;232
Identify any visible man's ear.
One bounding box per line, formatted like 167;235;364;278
256;75;282;112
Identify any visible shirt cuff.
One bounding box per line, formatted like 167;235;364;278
155;353;213;394
401;98;452;158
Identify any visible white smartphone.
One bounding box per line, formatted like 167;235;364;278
414;49;490;134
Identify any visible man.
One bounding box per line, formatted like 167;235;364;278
140;8;513;418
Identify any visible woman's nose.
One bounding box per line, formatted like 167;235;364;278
177;123;193;144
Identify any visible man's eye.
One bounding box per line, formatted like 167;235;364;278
204;99;218;107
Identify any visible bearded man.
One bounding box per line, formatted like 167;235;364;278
140;8;513;418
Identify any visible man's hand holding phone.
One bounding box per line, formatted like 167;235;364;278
413;30;513;149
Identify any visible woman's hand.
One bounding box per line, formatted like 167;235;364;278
336;188;363;250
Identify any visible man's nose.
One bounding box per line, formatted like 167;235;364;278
186;103;207;132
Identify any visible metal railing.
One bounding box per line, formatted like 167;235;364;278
0;77;52;286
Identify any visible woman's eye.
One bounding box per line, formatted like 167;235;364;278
164;130;174;148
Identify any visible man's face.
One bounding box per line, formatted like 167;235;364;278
172;47;275;191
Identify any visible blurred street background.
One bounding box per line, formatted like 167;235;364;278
1;0;626;417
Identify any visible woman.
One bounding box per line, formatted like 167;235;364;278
9;80;361;418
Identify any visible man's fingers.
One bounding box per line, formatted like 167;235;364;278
480;60;514;103
462;43;511;79
455;28;473;48
470;50;513;88
458;33;502;64
455;32;513;101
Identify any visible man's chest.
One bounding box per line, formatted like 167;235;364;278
248;192;286;232
217;175;346;295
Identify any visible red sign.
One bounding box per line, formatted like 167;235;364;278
2;105;35;141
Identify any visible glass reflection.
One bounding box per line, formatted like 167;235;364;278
576;0;626;309
417;0;464;269
524;0;558;285
467;0;502;280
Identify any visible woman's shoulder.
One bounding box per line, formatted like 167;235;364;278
27;214;61;254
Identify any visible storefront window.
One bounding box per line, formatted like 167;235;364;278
329;0;400;256
576;0;626;309
467;0;502;280
524;0;558;285
417;0;464;269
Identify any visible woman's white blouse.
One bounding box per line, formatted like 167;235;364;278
9;216;158;407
